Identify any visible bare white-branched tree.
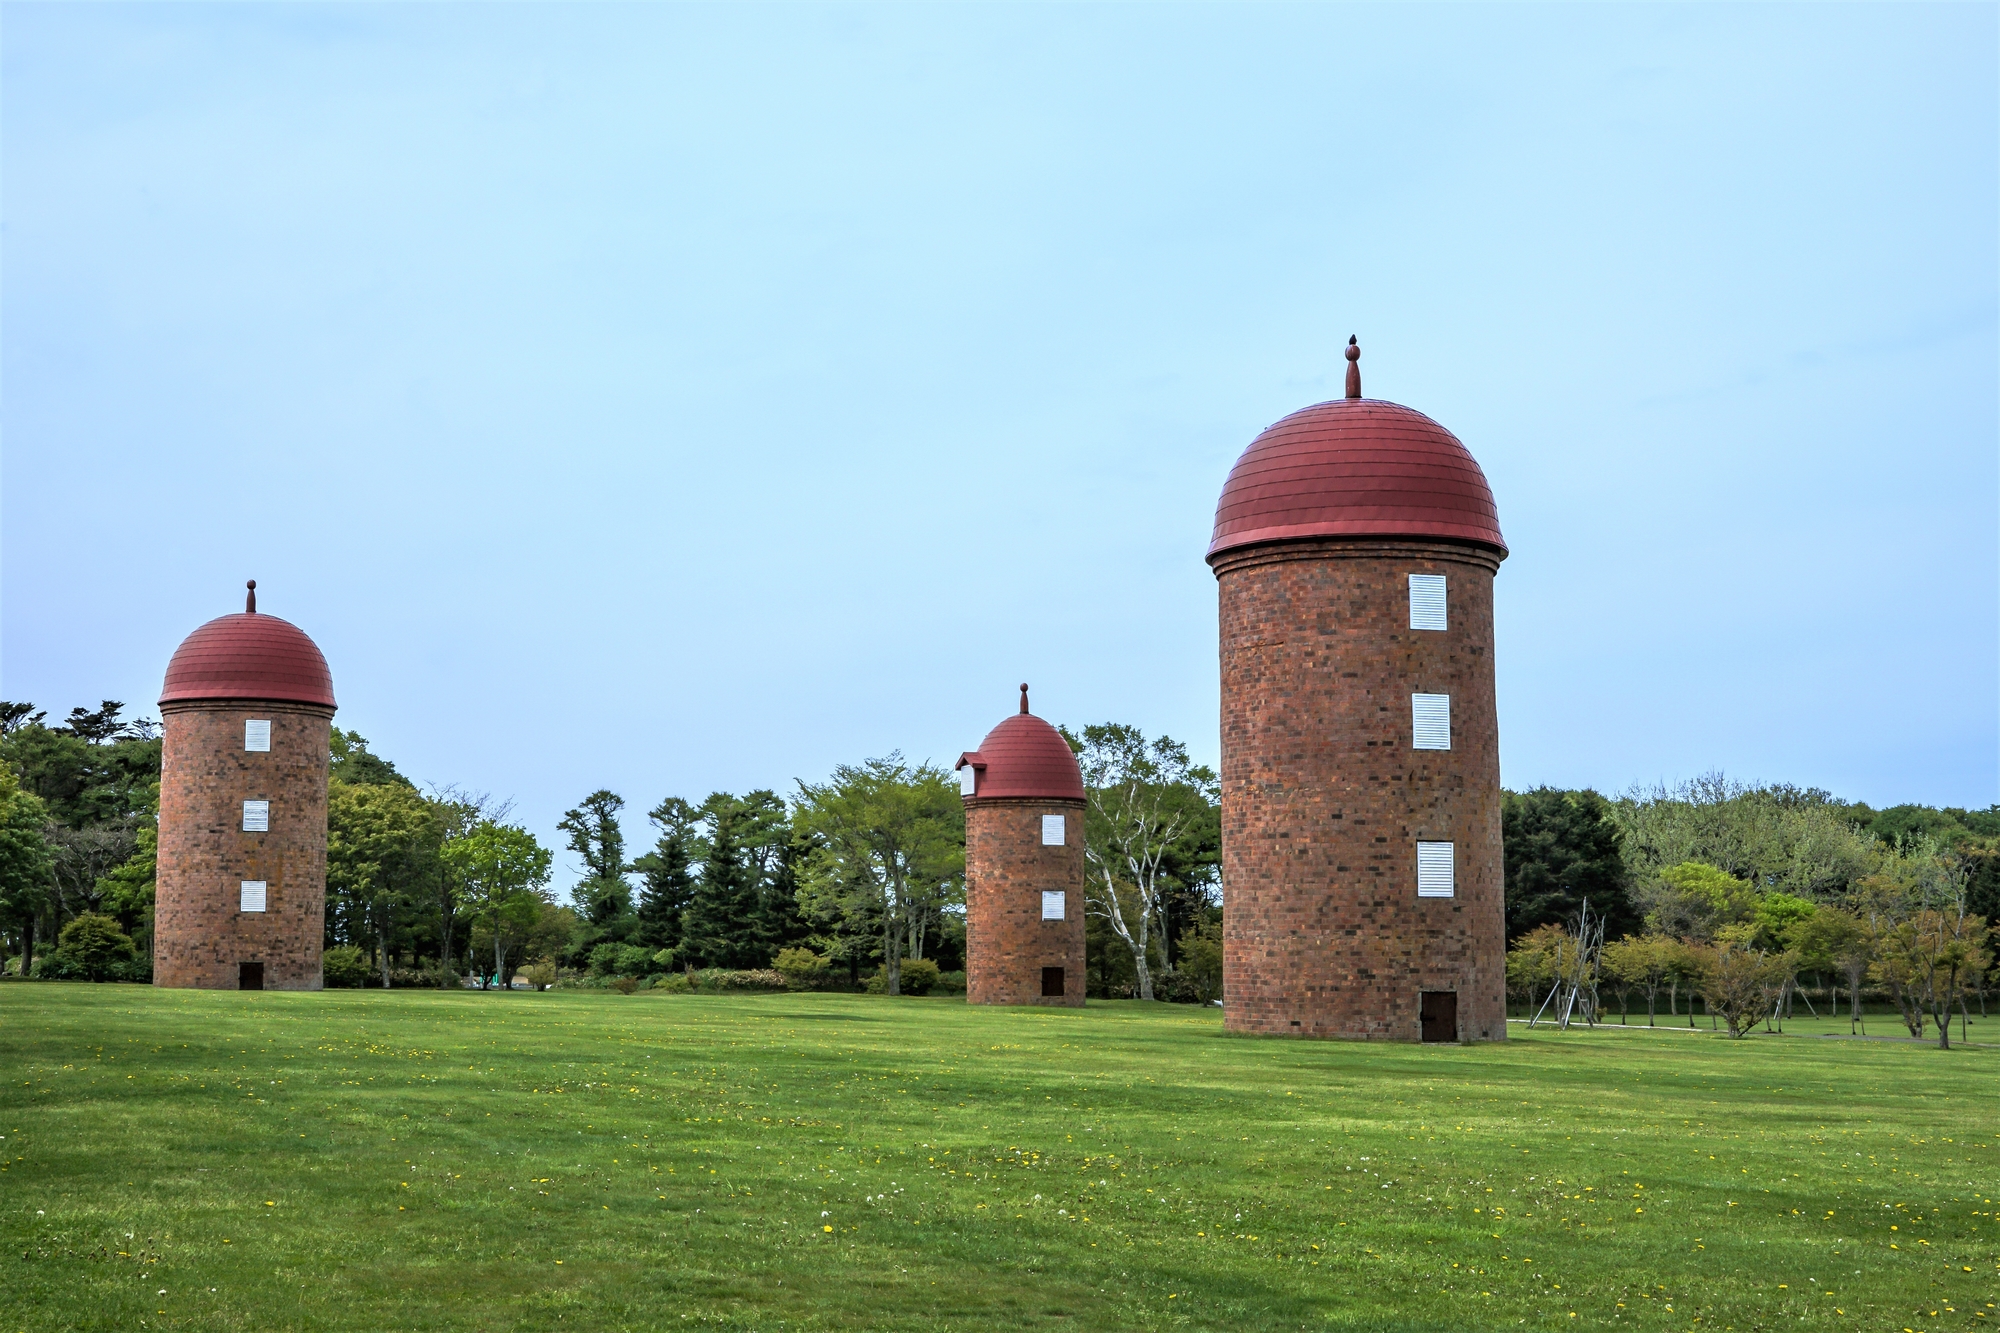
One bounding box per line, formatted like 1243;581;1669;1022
1067;724;1219;1001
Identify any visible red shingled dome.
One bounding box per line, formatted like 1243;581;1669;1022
958;707;1085;803
160;613;337;709
1208;398;1506;561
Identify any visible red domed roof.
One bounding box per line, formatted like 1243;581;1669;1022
1208;398;1506;561
957;691;1085;802
160;612;336;709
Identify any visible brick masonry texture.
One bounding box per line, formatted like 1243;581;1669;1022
964;797;1086;1007
1211;539;1505;1041
155;702;332;990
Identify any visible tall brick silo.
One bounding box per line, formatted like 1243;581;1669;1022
1207;339;1508;1042
155;582;337;991
956;685;1086;1007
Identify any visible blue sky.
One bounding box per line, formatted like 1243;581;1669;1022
5;4;1994;881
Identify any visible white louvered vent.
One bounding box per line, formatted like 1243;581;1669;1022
958;765;977;797
1416;842;1455;898
240;880;268;913
1041;814;1066;846
1411;693;1452;750
1042;890;1067;921
244;719;271;752
1409;574;1447;631
242;800;269;832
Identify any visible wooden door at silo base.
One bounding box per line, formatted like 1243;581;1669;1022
1420;991;1458;1043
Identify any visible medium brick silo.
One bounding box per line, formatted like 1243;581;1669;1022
155;582;337;991
956;686;1086;1007
1207;340;1508;1042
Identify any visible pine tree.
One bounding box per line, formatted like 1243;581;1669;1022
633;796;698;952
680;797;760;969
753;835;808;960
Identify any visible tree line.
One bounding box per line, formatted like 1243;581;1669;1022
1501;776;1998;1045
12;698;1982;1033
0;702;1222;1000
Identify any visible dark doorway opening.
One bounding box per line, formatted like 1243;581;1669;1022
1420;990;1457;1043
1040;966;1065;998
239;961;265;991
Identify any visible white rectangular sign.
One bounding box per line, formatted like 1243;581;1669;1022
1412;693;1452;750
1041;890;1066;921
240;880;268;912
1408;574;1447;631
1041;814;1065;845
1416;842;1455;897
242;800;269;832
244;720;271;752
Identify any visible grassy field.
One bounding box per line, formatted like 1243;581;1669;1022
2;985;1995;1332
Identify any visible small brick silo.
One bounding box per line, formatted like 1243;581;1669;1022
1207;340;1508;1042
155;582;337;991
956;686;1087;1007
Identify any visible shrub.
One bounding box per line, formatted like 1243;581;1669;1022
523;959;557;991
1176;918;1223;1004
614;944;658;976
55;913;137;981
610;975;641;994
387;965;458;989
31;951;89;981
864;959;940;995
587;942;625;977
933;969;967;995
652;973;693;993
696;968;788;993
322;946;370;988
773;947;829;991
108;955;153;985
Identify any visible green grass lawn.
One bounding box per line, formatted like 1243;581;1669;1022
3;984;1996;1332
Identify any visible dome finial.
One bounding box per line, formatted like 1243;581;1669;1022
1344;336;1361;400
1019;682;1030;715
245;580;257;614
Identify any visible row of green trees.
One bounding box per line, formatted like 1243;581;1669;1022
1503;776;1997;1045
1502;775;2000;939
0;702;1223;1000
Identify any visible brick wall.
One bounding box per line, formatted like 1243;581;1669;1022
1211;539;1506;1041
964;797;1086;1007
155;702;331;990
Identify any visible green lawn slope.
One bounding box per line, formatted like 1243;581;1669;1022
2;985;1995;1331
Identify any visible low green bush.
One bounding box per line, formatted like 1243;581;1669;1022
610;975;641;994
31;951;89;981
49;913;137;981
586;942;624;977
933;969;966;994
649;969;787;994
108;955;153;984
773;947;829;991
614;944;657;976
322;946;370;988
695;968;787;992
863;958;941;995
